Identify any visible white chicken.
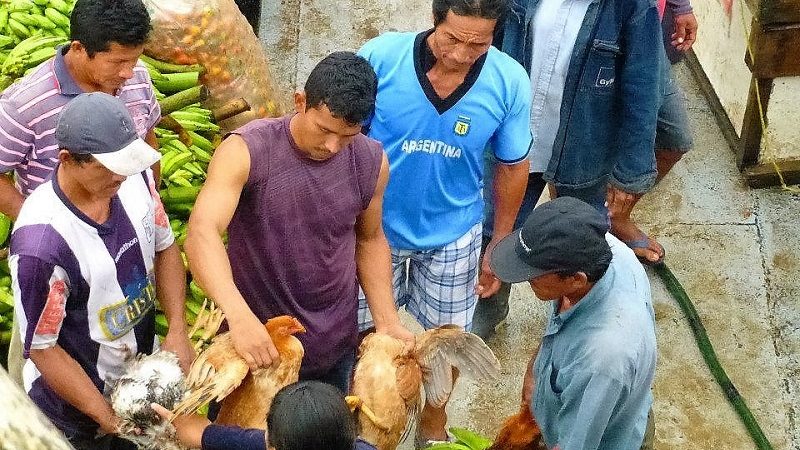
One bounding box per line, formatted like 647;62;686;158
109;351;187;450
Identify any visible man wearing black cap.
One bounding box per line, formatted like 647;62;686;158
10;93;193;449
490;196;656;450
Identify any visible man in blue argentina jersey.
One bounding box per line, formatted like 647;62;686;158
357;0;531;443
10;93;194;450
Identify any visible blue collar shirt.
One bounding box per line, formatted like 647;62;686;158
531;235;657;450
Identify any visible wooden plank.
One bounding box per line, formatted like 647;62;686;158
746;19;800;78
683;51;744;162
745;159;800;188
739;76;774;169
745;0;800;25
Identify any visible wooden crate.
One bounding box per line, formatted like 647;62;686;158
745;0;800;25
746;20;800;78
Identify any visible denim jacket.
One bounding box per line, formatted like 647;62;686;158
498;0;661;194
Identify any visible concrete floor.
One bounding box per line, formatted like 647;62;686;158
257;3;800;449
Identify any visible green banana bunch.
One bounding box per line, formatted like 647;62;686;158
0;34;67;79
0;285;14;316
0;213;12;247
0;0;74;89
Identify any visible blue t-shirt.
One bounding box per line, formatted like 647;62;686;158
531;235;656;450
359;31;532;250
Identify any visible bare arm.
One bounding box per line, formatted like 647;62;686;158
0;174;23;220
155;242;195;372
478;159;530;298
521;351;537;407
356;154;414;346
30;346;120;434
152;403;209;448
184;135;278;370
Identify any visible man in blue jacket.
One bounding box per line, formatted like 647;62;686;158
474;0;664;339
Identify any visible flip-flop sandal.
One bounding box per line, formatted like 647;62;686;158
622;232;665;266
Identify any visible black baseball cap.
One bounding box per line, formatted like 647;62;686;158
56;92;160;176
490;196;612;283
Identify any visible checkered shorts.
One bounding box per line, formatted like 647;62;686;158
358;222;482;331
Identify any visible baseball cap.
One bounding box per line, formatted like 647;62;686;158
490;196;612;283
56;92;160;176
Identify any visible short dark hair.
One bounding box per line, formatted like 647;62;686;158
556;251;613;283
70;0;151;57
304;51;377;125
267;381;357;450
66;151;95;165
432;0;507;26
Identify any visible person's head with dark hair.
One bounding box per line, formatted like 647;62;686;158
292;51;377;161
432;0;506;26
304;51;377;126
427;0;505;72
64;0;151;94
490;197;613;302
266;381;357;450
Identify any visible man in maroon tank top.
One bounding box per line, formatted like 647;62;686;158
185;52;413;392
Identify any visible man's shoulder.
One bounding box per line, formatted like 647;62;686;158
15;184;64;227
360;31;416;59
559;327;654;382
232;116;289;148
351;132;383;154
484;47;529;84
0;60;61;116
12;184;70;258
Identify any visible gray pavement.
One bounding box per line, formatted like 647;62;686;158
258;4;800;448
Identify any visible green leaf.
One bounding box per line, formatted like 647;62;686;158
449;427;493;450
426;443;472;450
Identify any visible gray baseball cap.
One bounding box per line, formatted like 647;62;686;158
490;196;612;283
56;92;160;176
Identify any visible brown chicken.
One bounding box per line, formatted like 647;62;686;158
348;325;502;450
171;315;305;428
489;405;545;450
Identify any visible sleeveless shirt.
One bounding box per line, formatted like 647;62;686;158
228;115;382;376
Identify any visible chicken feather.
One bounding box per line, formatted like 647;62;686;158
351;326;501;450
171;315;305;429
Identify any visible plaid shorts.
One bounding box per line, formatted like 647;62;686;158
358;222;482;331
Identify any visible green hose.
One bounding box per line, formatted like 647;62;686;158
653;263;774;450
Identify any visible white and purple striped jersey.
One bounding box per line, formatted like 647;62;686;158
9;169;173;439
0;46;160;196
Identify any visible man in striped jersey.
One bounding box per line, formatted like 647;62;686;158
0;0;158;214
0;0;159;384
11;92;192;450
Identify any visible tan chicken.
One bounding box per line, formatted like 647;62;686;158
171;315;305;428
347;325;502;450
489;405;545;450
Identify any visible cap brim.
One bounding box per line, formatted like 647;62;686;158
93;138;161;177
489;231;547;283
